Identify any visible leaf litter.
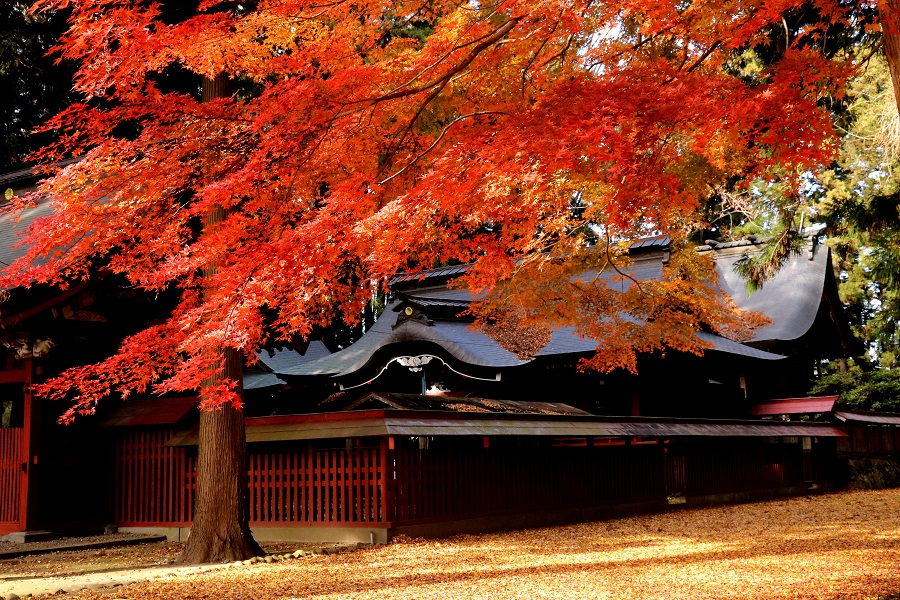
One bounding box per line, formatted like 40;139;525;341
34;488;900;599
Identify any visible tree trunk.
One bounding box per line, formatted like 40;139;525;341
179;73;263;564
179;348;262;563
883;0;900;117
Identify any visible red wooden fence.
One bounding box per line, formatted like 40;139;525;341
115;432;387;527
0;428;22;525
673;439;805;495
115;429;194;526
837;424;900;455
113;432;821;529
248;445;384;525
385;439;661;525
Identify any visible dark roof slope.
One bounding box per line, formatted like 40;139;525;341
271;297;784;379
270;238;819;378
341;391;590;415
0;198;53;270
834;410;900;425
711;242;830;343
257;341;331;373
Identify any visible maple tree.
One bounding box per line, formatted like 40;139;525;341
0;0;865;562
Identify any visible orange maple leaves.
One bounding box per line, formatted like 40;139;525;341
3;0;856;414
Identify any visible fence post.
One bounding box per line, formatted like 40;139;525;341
380;437;392;527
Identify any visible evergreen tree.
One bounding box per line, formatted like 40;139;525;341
0;3;74;172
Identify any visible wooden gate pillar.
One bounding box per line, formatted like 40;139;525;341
19;358;40;531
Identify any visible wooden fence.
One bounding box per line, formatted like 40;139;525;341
0;428;22;526
837;424;900;455
386;439;661;525
247;445;385;525
112;432;820;529
115;429;194;526
669;439;806;496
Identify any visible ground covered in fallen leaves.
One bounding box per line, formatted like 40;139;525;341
42;488;900;599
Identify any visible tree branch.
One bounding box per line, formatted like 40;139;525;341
378;111;506;185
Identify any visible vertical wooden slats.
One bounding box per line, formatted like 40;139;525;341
110;431;829;531
114;429;193;526
0;428;22;524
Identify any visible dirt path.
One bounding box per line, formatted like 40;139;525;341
4;488;899;599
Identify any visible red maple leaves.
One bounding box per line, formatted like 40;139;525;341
3;0;853;417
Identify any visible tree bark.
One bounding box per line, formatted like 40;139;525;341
179;73;263;564
883;0;900;117
179;347;261;563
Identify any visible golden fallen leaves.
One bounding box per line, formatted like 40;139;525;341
42;488;900;599
0;541;182;579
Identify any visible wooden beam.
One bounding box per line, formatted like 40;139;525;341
1;282;90;328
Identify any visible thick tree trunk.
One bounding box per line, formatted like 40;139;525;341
179;73;263;564
179;348;262;563
883;0;900;117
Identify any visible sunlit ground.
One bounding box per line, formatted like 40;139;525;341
59;488;900;600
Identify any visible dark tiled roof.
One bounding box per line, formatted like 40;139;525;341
400;294;471;309
0;167;40;188
694;332;785;361
274;301;529;376
834;410;900;425
243;372;287;390
627;234;671;249
0;198;54;270
390;263;471;285
712;244;829;343
0;158;79;187
256;342;331;374
343;392;590;415
273;300;785;379
271;237;808;379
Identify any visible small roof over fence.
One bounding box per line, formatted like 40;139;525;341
166;408;845;446
100;396;197;427
748;396;838;416
834;410;900;426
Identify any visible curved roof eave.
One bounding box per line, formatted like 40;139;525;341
275;303;529;377
713;245;830;343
